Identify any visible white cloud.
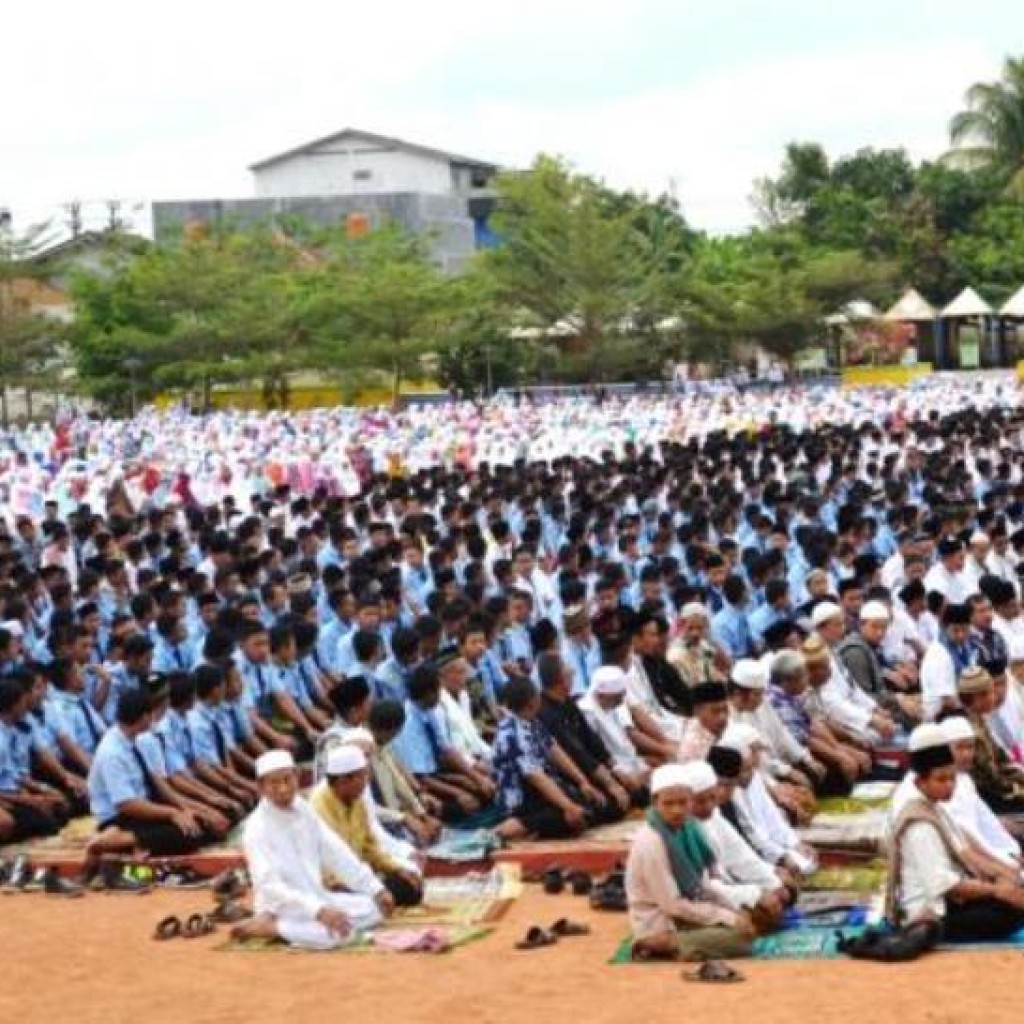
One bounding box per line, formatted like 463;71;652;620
0;2;1011;236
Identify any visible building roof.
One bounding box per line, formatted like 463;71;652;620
1001;284;1024;318
883;288;936;322
250;128;499;173
941;286;992;319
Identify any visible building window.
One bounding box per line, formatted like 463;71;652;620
353;169;372;182
470;168;490;188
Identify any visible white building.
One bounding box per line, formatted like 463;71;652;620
250;128;497;200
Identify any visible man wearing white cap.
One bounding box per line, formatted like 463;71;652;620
235;750;389;949
577;666;651;787
309;744;423;908
625;762;757;962
886;723;1024;941
721;724;817;876
812;601;896;744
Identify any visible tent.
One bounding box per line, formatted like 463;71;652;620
824;299;880;326
884;288;936;322
1000;284;1024;318
941;287;993;319
940;287;994;369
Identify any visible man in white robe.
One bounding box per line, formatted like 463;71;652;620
233;750;389;949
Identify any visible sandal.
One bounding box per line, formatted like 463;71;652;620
515;926;559;950
631;944;680;962
182;913;217;938
153;916;182;941
550;918;591;937
683;961;745;984
212;868;248;900
210;899;253;924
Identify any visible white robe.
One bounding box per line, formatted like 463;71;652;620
243;796;383;949
700;808;782;899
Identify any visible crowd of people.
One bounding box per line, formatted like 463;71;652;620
2;376;1024;955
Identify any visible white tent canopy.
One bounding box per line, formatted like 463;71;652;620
825;299;880;326
1000;284;1024;318
942;287;992;319
884;288;936;322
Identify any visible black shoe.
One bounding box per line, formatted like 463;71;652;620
98;863;152;895
43;868;84;899
2;855;31;893
0;858;10;886
23;867;48;893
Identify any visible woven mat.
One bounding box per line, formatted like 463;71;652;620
219;925;493;955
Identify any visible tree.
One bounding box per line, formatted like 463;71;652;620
0;220;61;426
312;224;464;404
483;156;686;378
946;56;1024;197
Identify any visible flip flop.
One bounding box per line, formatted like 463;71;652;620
153;916;182;941
550;918;591;937
682;961;745;984
210;899;253;924
515;926;559;950
182;913;217;938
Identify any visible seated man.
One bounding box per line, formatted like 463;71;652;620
677;681;730;763
435;647;492;767
365;699;443;848
491;678;615;841
625;763;760;962
721;724;817;876
578;665;652;785
536;652;640;812
309;744;424;907
391;663;495;822
887;724;1024;942
890;719;1019;883
234;750;392;950
958;665;1024;812
87;689;215;857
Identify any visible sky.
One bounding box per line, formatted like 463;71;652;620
3;0;1022;238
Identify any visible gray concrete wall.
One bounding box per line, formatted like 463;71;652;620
151;192;477;273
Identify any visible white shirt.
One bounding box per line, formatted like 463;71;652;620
923;563;974;605
624;656;685;742
701;808;782;897
919;642;959;721
820;652;876;737
897;811;966;922
578;693;645;774
243;795;383;922
439;689;491;763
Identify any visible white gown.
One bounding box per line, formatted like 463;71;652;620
243;796;383;949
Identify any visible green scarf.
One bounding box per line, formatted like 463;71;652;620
646;808;715;899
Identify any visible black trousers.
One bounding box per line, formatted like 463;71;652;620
383;871;423;907
944;897;1024;943
8;803;61;842
109;813;217;857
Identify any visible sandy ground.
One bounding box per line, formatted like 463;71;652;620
3;884;1022;1024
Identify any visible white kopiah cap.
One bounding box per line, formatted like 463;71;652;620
859;600;890;623
941;717;975;744
677;761;718;793
651;764;692;795
811;602;843;628
591;665;628;696
731;659;768;690
255;750;296;778
325;744;368;776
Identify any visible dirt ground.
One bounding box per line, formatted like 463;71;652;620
3;885;1021;1024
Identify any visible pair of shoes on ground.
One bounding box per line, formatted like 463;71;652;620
515;918;592;949
526;864;594;896
1;856;84;898
589;865;627;912
153;913;218;941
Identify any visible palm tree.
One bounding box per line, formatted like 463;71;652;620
945;56;1024;197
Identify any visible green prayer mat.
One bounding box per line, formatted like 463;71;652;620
218;925;492;954
815;796;890;815
803;863;886;893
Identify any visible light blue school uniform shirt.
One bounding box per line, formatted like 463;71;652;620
87;726;152;823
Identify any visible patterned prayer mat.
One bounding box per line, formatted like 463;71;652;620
391;865;522;927
218;925;493;955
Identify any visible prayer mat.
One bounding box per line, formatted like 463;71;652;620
388;865;522;927
799;808;888;855
425;827;499;864
803;864;886;893
218;925;493;955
